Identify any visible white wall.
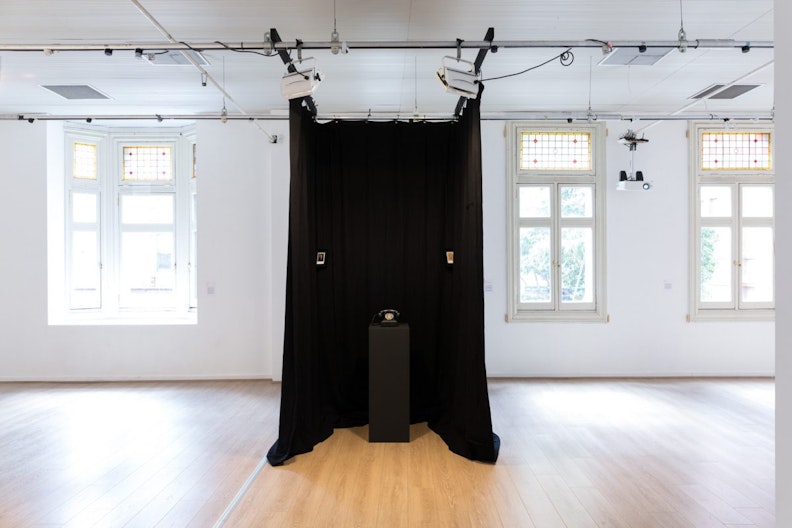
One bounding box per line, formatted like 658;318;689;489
0;115;774;381
0;119;288;381
481;119;774;377
774;0;790;523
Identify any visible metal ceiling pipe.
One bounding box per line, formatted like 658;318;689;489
0;39;773;52
2;112;773;123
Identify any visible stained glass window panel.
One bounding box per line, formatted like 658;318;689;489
520;132;591;171
701;132;771;170
123;146;173;181
73;142;97;180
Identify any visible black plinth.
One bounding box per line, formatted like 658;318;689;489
369;323;410;442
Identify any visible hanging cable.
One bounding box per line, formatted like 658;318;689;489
478;48;573;83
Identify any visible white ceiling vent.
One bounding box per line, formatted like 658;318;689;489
41;84;110;100
146;50;210;66
599;47;672;66
690;84;761;100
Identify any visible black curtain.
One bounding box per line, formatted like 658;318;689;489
267;96;499;465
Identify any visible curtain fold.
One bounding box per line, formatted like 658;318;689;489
268;97;499;466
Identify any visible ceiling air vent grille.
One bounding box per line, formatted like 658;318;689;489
41;84;110;100
690;84;761;100
146;50;209;66
599;47;672;66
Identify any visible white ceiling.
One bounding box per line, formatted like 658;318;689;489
0;0;774;122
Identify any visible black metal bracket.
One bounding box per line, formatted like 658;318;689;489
454;27;494;118
271;28;318;115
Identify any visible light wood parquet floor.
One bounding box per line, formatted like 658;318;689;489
0;378;774;527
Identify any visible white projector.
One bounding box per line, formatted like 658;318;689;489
281;62;322;100
436;56;481;98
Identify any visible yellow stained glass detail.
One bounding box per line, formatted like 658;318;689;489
701;131;772;171
520;131;592;171
123;146;173;182
73;142;97;180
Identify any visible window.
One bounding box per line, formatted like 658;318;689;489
57;125;197;323
689;123;774;321
507;123;606;321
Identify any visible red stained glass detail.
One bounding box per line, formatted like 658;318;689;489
573;138;578;144
533;138;538;143
573;159;578;164
533;159;538;164
714;160;719;164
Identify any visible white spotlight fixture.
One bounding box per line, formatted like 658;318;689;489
436;56;480;99
280;58;322;100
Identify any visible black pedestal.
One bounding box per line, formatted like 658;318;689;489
369;323;410;442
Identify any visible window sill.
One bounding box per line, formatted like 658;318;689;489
508;310;608;323
688;309;774;322
49;311;197;326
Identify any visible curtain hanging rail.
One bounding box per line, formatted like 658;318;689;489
0;39;772;52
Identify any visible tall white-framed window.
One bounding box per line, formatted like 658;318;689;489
689;122;774;321
506;122;607;322
57;124;197;323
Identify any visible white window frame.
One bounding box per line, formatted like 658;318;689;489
506;122;607;322
688;121;774;321
56;124;196;324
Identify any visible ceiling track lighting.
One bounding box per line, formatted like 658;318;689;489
134;48;143;59
104;48;113;56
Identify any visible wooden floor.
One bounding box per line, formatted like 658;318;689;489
0;378;774;528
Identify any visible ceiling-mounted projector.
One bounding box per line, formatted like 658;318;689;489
280;58;322;100
617;171;652;190
436;56;481;98
617;130;652;190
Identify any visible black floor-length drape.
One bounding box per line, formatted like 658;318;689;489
267;96;499;466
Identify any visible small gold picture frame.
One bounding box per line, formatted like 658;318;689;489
446;251;454;265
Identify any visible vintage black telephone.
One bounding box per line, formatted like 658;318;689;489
372;309;400;326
